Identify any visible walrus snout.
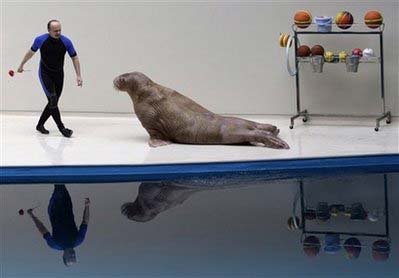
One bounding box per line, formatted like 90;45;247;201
113;76;126;91
114;72;153;92
121;201;156;222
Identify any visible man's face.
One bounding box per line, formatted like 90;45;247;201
49;22;62;38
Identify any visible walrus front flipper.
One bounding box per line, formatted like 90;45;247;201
249;132;290;149
149;138;172;148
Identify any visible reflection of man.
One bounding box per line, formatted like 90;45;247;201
28;184;90;267
121;182;202;222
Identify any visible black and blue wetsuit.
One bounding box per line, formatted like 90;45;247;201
43;184;87;251
31;34;77;135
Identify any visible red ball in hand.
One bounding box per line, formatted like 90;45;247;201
8;70;15;77
19;209;24;215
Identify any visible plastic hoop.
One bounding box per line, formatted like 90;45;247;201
286;35;298;76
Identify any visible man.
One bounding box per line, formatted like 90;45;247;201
28;184;90;267
18;20;82;137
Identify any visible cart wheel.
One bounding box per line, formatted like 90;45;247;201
386;119;391;124
302;118;308;123
289;125;294;129
375;127;379;132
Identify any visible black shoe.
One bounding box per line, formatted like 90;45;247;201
36;125;49;134
59;128;73;138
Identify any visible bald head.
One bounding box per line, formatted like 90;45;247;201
47;20;61;39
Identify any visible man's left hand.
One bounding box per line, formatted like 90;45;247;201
77;76;83;87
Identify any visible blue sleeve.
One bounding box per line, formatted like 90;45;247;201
74;224;88;247
30;34;47;52
43;232;63;251
60;35;77;57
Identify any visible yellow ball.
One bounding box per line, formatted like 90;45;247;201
339;51;347;62
324;51;335;62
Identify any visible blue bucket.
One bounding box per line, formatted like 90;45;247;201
315;16;333;32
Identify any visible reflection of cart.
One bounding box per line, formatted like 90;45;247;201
285;23;392;131
291;174;390;250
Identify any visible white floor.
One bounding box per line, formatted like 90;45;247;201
1;112;398;167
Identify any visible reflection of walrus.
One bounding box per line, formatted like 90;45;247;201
113;72;289;149
121;182;202;222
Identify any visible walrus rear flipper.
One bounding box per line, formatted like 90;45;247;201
149;137;172;148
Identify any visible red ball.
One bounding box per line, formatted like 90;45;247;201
352;48;363;57
18;209;24;215
297;45;311;57
8;70;14;77
311;45;325;56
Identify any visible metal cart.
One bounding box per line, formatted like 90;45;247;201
285;23;392;131
290;174;390;251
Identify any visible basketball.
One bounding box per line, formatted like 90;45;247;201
335;11;354;29
294;10;312;29
364;10;383;29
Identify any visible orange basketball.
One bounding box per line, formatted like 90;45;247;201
335;11;354;29
294;10;312;29
364;10;383;29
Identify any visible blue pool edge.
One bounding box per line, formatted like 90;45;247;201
1;154;399;184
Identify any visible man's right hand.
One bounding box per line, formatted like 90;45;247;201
17;65;24;73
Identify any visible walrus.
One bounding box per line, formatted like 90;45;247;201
113;72;289;149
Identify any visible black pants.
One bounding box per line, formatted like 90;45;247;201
48;184;78;248
38;66;65;129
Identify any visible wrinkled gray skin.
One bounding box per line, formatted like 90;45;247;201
121;182;201;222
113;72;289;149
